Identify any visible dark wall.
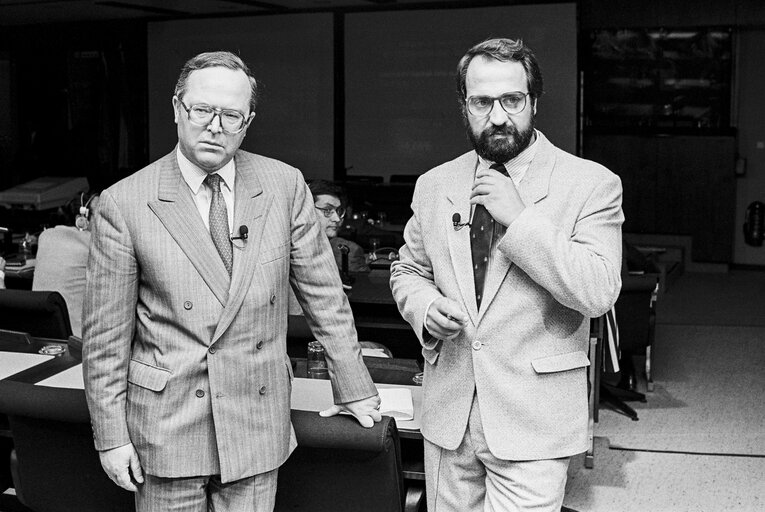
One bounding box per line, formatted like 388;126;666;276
0;21;148;192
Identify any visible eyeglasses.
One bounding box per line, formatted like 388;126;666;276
178;101;250;134
466;92;531;117
315;205;346;219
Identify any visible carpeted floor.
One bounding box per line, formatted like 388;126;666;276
595;324;765;456
563;270;765;512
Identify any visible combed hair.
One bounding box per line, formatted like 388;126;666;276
174;51;260;113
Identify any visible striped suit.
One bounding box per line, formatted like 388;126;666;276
83;149;376;485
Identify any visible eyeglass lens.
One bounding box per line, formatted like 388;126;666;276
317;206;345;218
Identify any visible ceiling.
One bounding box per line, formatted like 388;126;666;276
0;0;488;26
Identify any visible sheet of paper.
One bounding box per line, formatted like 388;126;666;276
291;378;421;432
378;387;413;421
361;348;388;358
0;352;53;380
36;363;84;389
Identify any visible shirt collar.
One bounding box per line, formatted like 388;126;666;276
177;147;236;194
477;129;540;184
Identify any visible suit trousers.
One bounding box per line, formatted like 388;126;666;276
424;393;570;512
135;470;278;512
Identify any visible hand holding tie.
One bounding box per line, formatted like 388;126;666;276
470;166;525;227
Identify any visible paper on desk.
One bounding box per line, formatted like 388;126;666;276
378;387;413;421
361;347;388;358
0;352;53;380
291;378;421;431
36;363;84;389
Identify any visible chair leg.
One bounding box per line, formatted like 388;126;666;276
599;384;639;421
645;346;654;392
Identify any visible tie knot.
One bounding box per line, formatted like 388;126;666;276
204;173;222;191
490;163;508;176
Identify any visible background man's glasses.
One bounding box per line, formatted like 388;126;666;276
179;101;249;134
466;92;531;117
316;206;346;219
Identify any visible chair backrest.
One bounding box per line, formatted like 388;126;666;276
0;289;72;339
275;410;405;512
0;381;134;512
615;274;658;353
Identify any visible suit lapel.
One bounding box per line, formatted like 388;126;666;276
478;133;556;321
446;153;480;324
148;151;230;307
212;152;267;342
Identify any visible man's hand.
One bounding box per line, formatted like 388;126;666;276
98;442;144;492
470;167;525;227
425;297;468;341
320;394;382;428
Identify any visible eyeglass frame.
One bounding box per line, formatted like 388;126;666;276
177;99;253;134
465;91;532;118
315;205;346;219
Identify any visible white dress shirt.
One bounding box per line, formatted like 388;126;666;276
177;147;236;233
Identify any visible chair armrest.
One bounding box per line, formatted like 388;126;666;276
404;483;425;512
0;381;89;423
290;409;397;452
621;274;659;292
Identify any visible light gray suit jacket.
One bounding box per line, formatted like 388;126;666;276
390;132;623;460
83;149;376;483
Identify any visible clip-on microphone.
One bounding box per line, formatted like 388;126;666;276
231;225;249;241
452;212;471;231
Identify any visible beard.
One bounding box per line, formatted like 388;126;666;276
468;118;535;163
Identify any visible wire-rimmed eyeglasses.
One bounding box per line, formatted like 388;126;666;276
466;92;531;117
315;205;346;219
178;100;250;134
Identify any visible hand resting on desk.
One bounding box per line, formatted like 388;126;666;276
319;393;382;428
99;442;145;492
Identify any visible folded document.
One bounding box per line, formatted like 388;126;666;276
378;387;414;421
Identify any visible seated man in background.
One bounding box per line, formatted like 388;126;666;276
32;191;99;338
308;179;370;273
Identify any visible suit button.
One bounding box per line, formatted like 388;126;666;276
270;294;276;304
209;346;216;354
472;340;482;351
196;389;205;398
184;301;193;310
259;386;267;395
256;340;263;349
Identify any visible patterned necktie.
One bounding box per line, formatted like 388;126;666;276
204;173;233;276
470;162;508;310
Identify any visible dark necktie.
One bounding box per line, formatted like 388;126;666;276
204;173;233;276
470;162;508;310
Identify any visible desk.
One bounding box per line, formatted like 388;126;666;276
0;335;79;385
346;271;421;360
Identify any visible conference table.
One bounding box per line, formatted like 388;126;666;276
0;333;426;481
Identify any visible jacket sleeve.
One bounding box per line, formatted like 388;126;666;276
389;179;443;348
82;189;138;451
287;174;377;404
500;172;624;318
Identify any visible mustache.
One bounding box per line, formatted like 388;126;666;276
484;125;516;138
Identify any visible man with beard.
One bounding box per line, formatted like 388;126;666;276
390;38;623;511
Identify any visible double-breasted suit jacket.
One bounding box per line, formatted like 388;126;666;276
83;149;376;483
390;132;623;460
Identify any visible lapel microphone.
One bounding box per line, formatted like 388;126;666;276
230;225;249;241
452;213;471;231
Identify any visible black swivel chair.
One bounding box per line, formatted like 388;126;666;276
275;410;424;512
0;289;72;339
0;381;135;512
599;274;659;421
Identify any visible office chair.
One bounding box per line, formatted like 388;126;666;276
275;410;424;512
599;274;659;421
0;380;135;512
0;289;72;339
